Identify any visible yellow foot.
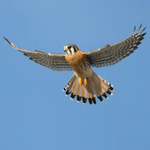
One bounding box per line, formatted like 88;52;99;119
79;78;82;86
84;78;88;87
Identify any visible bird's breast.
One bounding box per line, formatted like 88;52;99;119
65;51;93;78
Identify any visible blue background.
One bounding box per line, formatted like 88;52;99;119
1;0;150;150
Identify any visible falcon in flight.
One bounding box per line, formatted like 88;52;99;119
4;24;146;104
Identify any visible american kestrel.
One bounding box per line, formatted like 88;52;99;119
4;24;146;104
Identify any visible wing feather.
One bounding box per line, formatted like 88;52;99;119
4;37;72;71
84;24;146;68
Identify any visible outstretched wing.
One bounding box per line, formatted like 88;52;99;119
4;37;72;71
84;24;146;68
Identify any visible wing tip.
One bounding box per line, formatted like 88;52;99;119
3;36;11;45
132;24;147;35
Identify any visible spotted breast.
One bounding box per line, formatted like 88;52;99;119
65;50;93;78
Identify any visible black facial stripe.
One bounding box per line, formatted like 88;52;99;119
69;49;72;54
74;47;77;52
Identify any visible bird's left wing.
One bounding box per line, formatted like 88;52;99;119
84;24;146;68
4;37;72;71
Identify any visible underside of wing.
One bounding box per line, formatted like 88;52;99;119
84;24;146;68
4;37;72;71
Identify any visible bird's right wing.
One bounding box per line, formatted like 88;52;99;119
4;37;72;71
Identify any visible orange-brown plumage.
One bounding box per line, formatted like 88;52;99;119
65;49;93;79
65;50;87;76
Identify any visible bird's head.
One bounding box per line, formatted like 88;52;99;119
63;44;79;55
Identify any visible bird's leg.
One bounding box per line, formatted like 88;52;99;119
84;78;88;87
79;78;82;86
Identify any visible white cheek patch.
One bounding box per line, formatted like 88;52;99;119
67;50;71;55
70;47;75;55
65;46;76;56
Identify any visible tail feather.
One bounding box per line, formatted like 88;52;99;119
64;74;76;96
67;76;77;93
88;98;92;104
70;93;76;100
92;75;102;96
93;72;108;94
63;72;114;105
98;75;114;89
77;95;82;102
95;72;114;97
106;89;113;95
97;95;103;102
70;78;78;100
81;85;86;104
65;90;71;96
82;97;87;104
87;78;94;99
77;79;82;97
92;97;96;104
86;79;94;104
76;80;82;102
62;74;76;91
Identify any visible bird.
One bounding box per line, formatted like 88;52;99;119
4;24;146;105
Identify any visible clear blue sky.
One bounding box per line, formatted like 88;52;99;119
0;0;150;150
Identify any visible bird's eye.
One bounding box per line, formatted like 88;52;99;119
68;46;71;49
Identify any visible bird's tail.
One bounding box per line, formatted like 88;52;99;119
62;72;114;105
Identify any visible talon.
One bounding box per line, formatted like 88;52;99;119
84;78;88;87
79;78;82;86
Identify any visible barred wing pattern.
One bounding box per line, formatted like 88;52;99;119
85;24;146;68
4;37;72;71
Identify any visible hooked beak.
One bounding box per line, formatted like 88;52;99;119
64;47;67;53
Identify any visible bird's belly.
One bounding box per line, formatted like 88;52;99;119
72;64;93;78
